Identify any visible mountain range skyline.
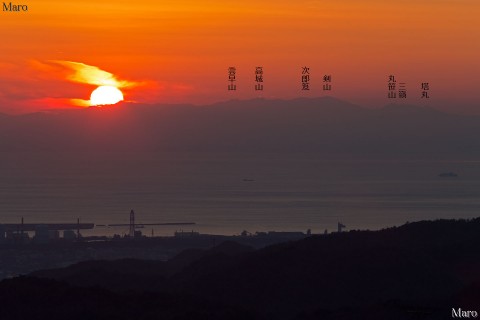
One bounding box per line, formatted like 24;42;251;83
0;96;478;158
0;95;477;116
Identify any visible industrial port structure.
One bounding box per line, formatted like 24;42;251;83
0;210;345;246
0;210;196;244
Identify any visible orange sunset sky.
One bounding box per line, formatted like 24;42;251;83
1;0;479;114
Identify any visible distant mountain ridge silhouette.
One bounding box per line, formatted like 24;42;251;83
0;97;478;157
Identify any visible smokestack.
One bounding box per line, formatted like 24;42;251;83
129;210;135;238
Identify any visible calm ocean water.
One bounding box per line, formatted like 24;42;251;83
1;152;479;237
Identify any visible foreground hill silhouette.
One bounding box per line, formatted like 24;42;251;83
1;97;480;158
1;219;479;319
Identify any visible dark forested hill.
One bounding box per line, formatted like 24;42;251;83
1;218;478;319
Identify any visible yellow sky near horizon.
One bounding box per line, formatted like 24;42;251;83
1;0;479;113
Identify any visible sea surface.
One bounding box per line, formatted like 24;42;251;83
0;152;479;237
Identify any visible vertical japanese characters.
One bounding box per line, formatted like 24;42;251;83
255;67;264;91
228;67;236;91
301;67;310;91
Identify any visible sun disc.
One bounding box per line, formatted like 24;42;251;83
90;86;124;106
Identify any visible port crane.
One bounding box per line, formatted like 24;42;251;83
95;210;195;238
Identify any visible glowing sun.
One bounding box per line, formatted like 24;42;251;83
90;86;124;106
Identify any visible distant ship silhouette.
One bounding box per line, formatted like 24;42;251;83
438;172;458;177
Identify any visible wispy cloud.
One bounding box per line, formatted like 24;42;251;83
32;60;140;88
